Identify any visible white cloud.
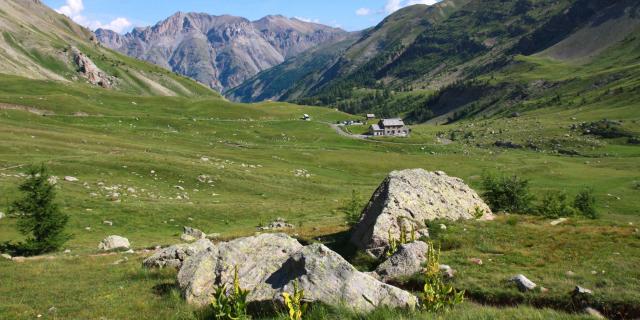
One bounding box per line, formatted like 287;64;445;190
55;0;132;33
356;8;373;16
384;0;439;14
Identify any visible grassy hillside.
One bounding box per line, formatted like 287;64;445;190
0;0;216;97
0;72;639;318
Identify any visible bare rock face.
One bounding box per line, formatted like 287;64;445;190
143;239;214;269
71;47;113;88
98;235;130;251
177;233;417;312
375;241;428;282
351;169;493;257
95;13;347;92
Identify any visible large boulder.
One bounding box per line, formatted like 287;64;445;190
375;241;428;282
181;226;207;242
351;169;493;257
178;233;417;312
143;239;214;269
98;235;130;251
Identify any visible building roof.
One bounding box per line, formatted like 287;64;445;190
366;114;376;118
381;118;405;127
370;124;382;131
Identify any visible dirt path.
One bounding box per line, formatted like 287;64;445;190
328;123;369;139
0;103;55;116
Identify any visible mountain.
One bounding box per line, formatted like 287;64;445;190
0;0;215;97
95;13;348;92
230;0;640;121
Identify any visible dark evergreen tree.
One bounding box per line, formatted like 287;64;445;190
8;165;70;255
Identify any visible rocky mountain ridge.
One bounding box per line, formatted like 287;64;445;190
96;13;349;92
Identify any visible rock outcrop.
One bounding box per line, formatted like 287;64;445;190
375;241;428;282
98;235;130;251
143;239;214;269
181;226;207;242
71;47;113;88
351;169;493;257
177;233;417;312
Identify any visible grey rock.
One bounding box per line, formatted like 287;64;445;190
98;235;130;251
143;239;214;269
511;274;537;292
1;253;11;260
584;307;605;319
573;286;593;296
375;241;428;282
182;226;207;241
0;211;5;220
71;47;113;88
178;233;417;312
351;169;493;257
103;220;113;226
439;264;455;279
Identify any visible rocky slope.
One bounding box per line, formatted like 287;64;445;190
0;0;215;97
96;13;348;92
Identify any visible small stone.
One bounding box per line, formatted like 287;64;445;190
64;176;79;182
511;274;537;292
85;227;91;231
48;307;57;314
469;258;483;265
124;249;135;254
573;286;593;296
103;221;113;226
584;307;605;319
0;211;4;220
439;264;455;278
206;233;220;240
64;249;71;254
550;218;568;226
98;235;130;251
1;253;11;260
565;271;576;277
439;224;447;230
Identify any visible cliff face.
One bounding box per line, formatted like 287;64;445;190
96;13;348;92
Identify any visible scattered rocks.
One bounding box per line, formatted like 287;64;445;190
260;217;294;230
144;239;214;269
351;169;493;257
98;235;130;251
64;176;79;182
375;241;428;282
178;233;417;311
511;274;537;292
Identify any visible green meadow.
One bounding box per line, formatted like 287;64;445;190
0;74;639;319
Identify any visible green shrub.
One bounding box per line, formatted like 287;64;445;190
341;190;364;227
481;173;534;213
473;206;485;219
282;280;308;320
537;192;576;219
420;242;465;312
211;266;250;320
7;165;70;255
573;188;598;219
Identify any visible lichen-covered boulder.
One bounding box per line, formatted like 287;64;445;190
177;234;417;312
351;169;493;257
375;241;428;282
143;239;214;269
98;235;130;251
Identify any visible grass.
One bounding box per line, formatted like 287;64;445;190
0;73;638;319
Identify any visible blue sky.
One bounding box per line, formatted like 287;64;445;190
42;0;439;33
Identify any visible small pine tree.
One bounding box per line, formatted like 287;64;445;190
342;190;363;227
8;165;70;255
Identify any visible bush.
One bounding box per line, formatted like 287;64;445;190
7;165;70;255
420;242;465;312
537;192;576;219
574;188;598;219
211;266;250;320
481;173;534;213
